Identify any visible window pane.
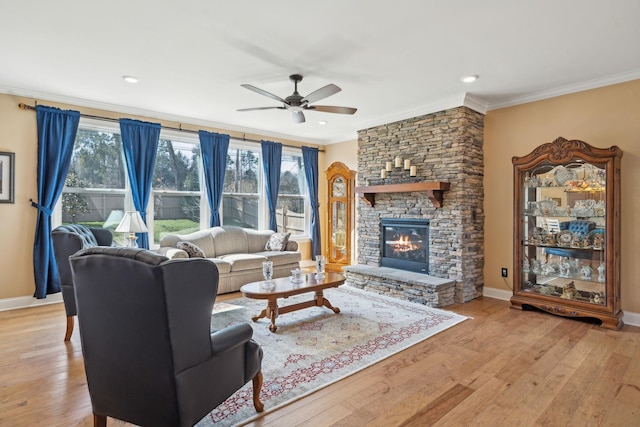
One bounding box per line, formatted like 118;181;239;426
224;147;259;193
222;194;259;228
223;147;260;228
152;139;201;244
71;129;126;189
278;153;306;236
62;128;126;244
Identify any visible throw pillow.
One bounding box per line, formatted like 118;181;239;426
265;232;291;251
176;241;205;258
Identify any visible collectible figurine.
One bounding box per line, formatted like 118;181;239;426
561;281;579;299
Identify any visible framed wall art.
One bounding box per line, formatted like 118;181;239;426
0;151;15;203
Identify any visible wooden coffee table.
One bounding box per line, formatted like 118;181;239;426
240;272;345;332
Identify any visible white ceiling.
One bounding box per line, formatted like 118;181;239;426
1;1;639;145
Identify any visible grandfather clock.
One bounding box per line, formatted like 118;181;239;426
325;162;356;272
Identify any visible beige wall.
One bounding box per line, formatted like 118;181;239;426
0;93;313;301
484;79;640;312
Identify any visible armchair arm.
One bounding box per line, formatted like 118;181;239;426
90;227;114;246
210;323;253;355
285;240;298;251
157;247;189;259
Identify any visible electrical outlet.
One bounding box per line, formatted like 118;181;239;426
501;268;508;278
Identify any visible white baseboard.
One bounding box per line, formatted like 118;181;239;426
0;293;63;312
482;287;512;301
482;287;640;328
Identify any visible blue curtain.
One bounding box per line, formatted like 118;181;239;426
261;140;282;231
32;105;80;299
120;119;160;249
302;146;321;259
199;130;230;227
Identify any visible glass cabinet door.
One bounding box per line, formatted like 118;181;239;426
519;162;607;305
330;199;347;261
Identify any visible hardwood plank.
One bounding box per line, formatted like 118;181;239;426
397;383;475;426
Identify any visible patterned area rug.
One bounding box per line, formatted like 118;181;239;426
197;286;468;426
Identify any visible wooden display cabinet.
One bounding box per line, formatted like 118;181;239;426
325;162;356;272
511;137;623;329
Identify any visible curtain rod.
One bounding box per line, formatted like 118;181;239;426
18;103;323;152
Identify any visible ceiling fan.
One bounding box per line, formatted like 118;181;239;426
238;74;357;123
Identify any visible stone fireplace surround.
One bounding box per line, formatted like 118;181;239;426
344;106;485;306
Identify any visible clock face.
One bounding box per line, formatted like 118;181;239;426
557;230;574;245
332;177;346;197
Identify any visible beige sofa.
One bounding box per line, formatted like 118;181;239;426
157;226;301;294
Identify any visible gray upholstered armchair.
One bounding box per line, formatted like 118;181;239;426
51;224;113;341
69;247;264;427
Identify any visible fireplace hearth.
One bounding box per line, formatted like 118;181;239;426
380;218;429;274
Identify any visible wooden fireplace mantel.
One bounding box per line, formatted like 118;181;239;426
354;182;450;208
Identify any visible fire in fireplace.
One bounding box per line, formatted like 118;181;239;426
380;218;429;274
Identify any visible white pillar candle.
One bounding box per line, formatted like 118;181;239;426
385;161;393;171
381;169;387;178
404;159;411;170
410;165;417;177
395;156;402;168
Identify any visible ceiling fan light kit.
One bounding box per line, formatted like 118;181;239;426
239;74;357;123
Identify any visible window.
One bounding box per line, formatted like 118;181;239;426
151;137;203;245
60;126;127;245
57;122;311;246
277;151;307;236
223;145;260;228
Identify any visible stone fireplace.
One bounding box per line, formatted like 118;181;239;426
344;106;485;306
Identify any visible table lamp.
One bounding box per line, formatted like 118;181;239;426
115;211;148;247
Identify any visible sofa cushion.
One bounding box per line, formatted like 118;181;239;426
210;226;249;256
217;254;267;272
244;229;275;253
160;229;215;257
206;258;232;274
265;232;290;251
254;251;301;266
177;241;205;258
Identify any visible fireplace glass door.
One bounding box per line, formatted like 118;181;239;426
380;218;429;273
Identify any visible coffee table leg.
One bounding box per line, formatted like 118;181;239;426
251;309;267;323
315;290;340;313
266;298;279;332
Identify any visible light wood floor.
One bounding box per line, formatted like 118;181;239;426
2;295;639;426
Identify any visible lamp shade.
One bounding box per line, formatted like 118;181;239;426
115;211;148;233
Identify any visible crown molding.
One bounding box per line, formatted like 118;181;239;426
488;69;640;110
462;93;489;114
355;94;468;131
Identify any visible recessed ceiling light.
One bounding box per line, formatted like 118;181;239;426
122;75;139;84
318;120;328;125
461;75;479;83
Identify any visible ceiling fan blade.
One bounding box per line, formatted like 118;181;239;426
301;84;341;104
237;106;286;112
241;84;288;104
292;111;306;123
306;105;357;115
